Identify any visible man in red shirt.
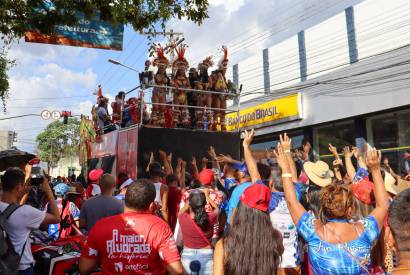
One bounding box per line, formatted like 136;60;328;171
79;179;183;275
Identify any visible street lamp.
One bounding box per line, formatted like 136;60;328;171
107;59;139;73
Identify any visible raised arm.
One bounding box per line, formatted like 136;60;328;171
242;129;261;183
353;147;367;170
366;150;389;229
281;134;298;183
191;157;199;179
159;150;173;176
146;152;155;173
180;160;187;192
275;136;306;225
208;146;221;171
343;146;356;181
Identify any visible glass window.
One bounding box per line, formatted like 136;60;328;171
368;110;410;175
251;132;304;151
315;120;355;159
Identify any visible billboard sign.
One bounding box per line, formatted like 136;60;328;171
25;12;124;50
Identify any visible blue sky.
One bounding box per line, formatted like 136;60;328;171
0;0;364;153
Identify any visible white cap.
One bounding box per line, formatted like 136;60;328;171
119;178;134;191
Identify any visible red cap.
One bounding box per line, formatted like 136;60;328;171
198;169;215;185
89;169;104;182
240;184;271;212
352;177;375;205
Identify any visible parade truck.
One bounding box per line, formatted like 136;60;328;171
86;125;241;179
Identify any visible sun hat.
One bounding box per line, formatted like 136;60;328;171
384;172;399;195
198;169;215;185
89;169;104;182
396;178;410;194
303;161;334;187
119;178;134;190
240;184;271;212
66;186;80;195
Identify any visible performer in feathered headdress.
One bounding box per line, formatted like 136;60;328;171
212;46;229;131
195;56;214;129
171;44;191;128
151;45;170;127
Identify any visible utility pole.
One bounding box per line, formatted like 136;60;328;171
142;29;184;61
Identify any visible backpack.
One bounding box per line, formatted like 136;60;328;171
0;203;25;275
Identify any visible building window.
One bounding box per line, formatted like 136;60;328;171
314;120;356;160
368;110;410;175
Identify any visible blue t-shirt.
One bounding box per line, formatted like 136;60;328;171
226;181;252;224
297;212;380;274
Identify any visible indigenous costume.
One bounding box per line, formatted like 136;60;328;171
213;46;229;131
151;46;169;127
111;92;125;125
196;56;214;129
171;45;191;127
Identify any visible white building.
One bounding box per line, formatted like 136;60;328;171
229;0;410;174
0;130;14;150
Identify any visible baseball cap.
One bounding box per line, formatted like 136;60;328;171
232;162;249;176
119;178;134;190
89;169;104;182
198;169;215;185
240;184;271;212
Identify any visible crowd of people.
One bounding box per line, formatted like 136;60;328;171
92;45;239;135
1;129;410;275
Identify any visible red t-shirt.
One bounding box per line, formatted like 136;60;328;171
178;212;217;249
81;212;180;274
167;186;182;232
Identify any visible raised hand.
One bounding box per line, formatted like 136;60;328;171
191;156;197;166
352;147;361;159
215;154;234;163
273;144;290;172
280;133;292;152
208;146;217;159
242;129;255;148
328;144;338;156
333;158;343;167
343;146;353;158
159;149;167;160
167;152;173;163
366;149;381;171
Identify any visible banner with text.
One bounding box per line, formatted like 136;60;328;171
25;12;124;50
225;93;303;131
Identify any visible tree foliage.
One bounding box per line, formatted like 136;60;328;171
36;118;80;167
0;0;209;43
0;48;15;112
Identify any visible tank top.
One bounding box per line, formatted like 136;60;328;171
153;182;162;206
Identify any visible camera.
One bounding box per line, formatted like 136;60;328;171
30;166;44;186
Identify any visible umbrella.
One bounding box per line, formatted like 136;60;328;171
0;149;36;171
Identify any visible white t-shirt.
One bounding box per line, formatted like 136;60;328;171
153;182;162;207
0;202;46;270
269;192;300;268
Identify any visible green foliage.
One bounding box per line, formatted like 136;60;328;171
36;117;80;167
0;0;209;43
0;48;14;112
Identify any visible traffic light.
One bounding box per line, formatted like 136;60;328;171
61;111;72;124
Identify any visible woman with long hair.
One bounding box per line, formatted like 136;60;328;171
276;133;389;274
214;129;284;275
178;189;217;274
213;184;284;275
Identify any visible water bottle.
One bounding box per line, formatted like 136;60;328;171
203;108;208;130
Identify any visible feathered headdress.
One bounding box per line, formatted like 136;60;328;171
172;44;189;69
218;45;229;69
201;56;214;68
153;46;169;67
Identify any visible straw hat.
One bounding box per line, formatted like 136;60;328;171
384;172;399;195
66;186;80;195
396;178;410;194
303;161;334;187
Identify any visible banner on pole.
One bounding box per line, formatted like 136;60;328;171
25;12;124;50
